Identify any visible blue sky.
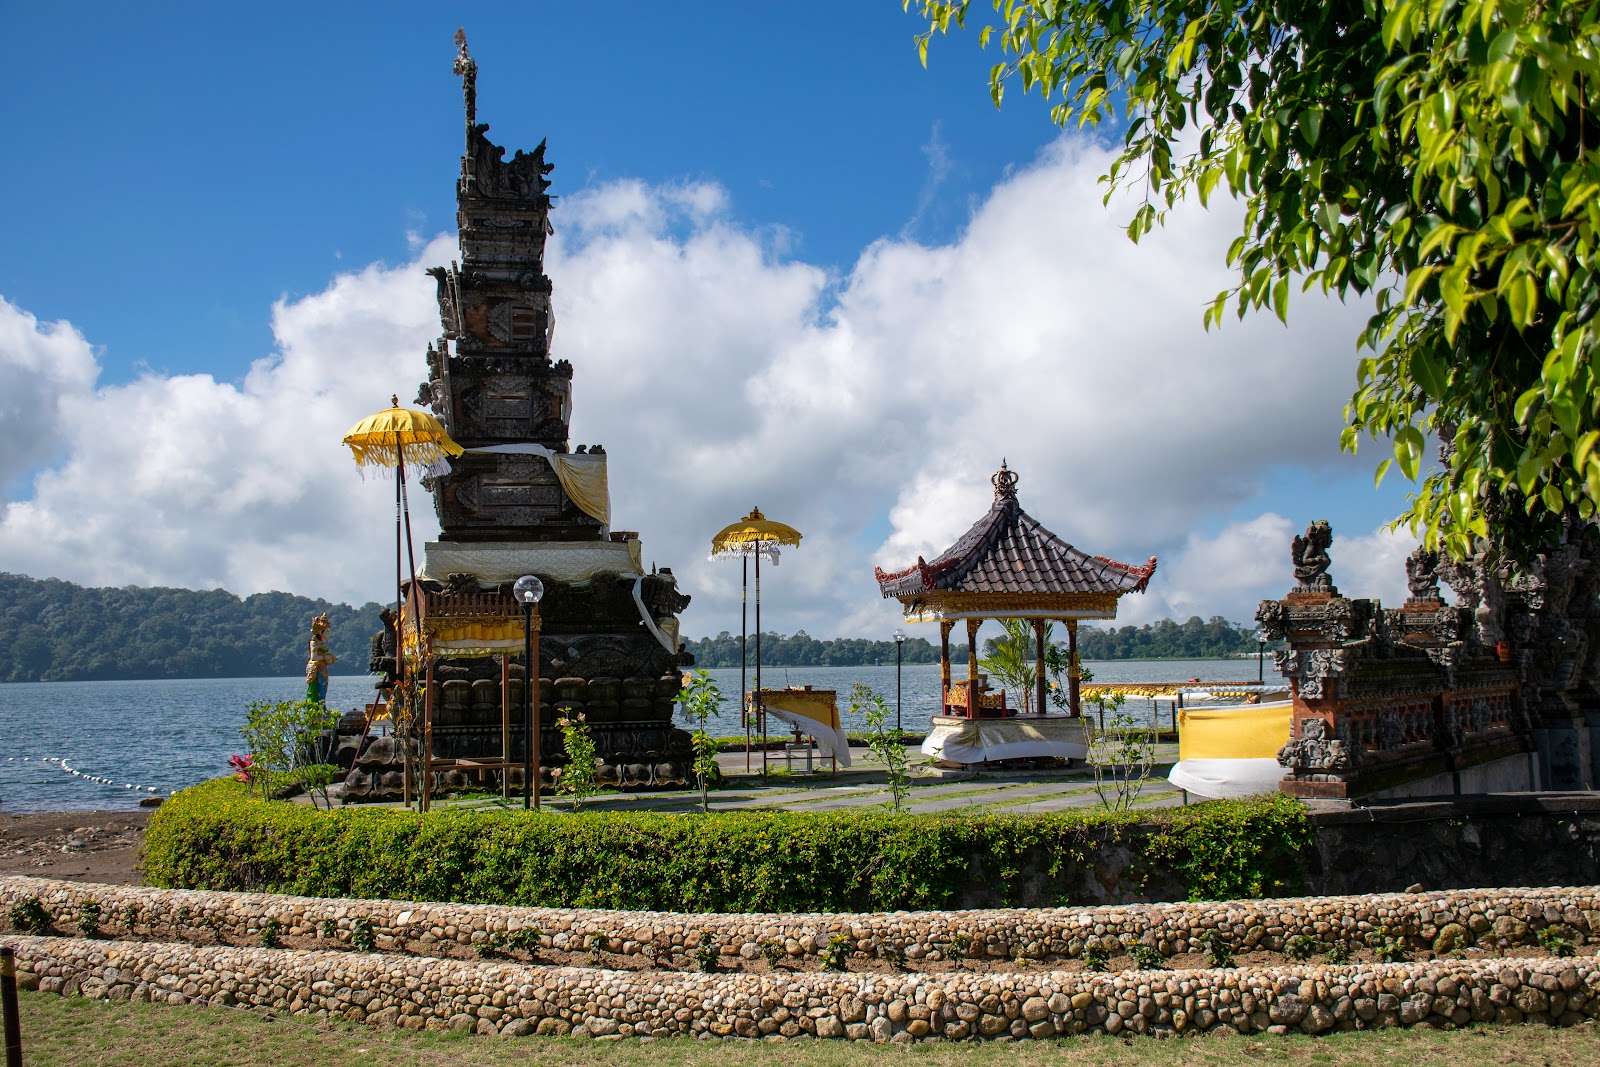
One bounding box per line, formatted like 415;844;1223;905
2;2;1052;381
0;1;1420;638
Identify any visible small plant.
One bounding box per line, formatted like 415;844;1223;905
1087;695;1157;810
1082;941;1111;972
120;903;139;931
589;931;613;954
239;697;340;801
760;938;786;968
1285;933;1322;961
318;918;337;940
1197;931;1234;968
175;905;191;926
945;930;970;962
821;933;852;971
1323;939;1352;965
1128;942;1166;970
881;941;907;965
9;897;52;935
350;916;376;952
508;926;544;954
1537;926;1577;958
201;913;226;940
75;900;102;938
847;682;913;810
556;713;599;811
1372;926;1408;963
259;917;283;948
476;931;508;959
694;931;718;972
674;671;726;814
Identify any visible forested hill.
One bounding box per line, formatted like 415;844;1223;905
683;616;1262;668
0;573;383;683
1075;616;1264;660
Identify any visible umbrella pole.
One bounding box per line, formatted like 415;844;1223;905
398;453;420;589
756;544;765;780
395;459;409;810
742;554;749;773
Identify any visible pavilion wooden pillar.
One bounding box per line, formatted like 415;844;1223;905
965;618;981;715
939;620;953;714
1067;619;1081;717
1032;619;1047;717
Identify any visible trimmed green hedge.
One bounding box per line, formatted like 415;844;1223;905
143;779;1312;912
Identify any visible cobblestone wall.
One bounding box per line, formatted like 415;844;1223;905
4;877;1597;964
5;934;1598;1039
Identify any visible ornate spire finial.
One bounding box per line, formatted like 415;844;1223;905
992;460;1019;503
453;28;477;129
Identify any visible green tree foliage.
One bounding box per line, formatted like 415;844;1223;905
683;630;968;668
1071;615;1267;659
978;619;1074;712
911;1;1600;566
0;572;383;682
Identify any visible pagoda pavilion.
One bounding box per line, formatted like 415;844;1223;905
874;463;1156;763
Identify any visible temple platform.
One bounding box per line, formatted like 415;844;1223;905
921;714;1092;766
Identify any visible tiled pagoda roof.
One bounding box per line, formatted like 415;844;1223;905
874;464;1157;601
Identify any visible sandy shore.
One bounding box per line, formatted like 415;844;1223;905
0;810;147;885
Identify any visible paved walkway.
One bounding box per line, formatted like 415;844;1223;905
426;743;1185;816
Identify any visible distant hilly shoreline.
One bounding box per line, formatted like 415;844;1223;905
0;573;1265;683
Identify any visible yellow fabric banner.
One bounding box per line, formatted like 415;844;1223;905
1177;701;1293;761
550;454;609;526
755;688;840;730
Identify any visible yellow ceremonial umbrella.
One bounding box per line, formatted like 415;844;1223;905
342;395;464;674
342;397;464;474
710;507;802;775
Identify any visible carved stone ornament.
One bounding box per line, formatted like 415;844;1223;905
1291;519;1336;593
1405;544;1442;601
1254;598;1288;641
467;125;554;202
1278;717;1354;774
1278;647;1344;700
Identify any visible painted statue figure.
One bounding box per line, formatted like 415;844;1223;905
305;614;337;704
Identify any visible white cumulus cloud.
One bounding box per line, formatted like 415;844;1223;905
0;132;1410;638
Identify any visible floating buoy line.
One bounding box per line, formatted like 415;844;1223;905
4;755;170;794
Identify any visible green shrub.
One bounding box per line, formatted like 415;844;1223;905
8;897;52;935
1128;942;1166;969
350;917;376;952
75;901;102;939
143;778;1312;913
1537;925;1576;958
1082;941;1111;971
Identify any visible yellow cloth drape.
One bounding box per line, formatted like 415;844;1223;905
401;616;534;658
549;454;609;526
754;689;840;730
1177;702;1294;761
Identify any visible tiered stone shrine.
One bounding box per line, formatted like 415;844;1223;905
356;35;694;797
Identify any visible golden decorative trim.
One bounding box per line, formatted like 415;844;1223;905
899;591;1121;622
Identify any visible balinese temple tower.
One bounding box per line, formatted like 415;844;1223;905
405;35;692;790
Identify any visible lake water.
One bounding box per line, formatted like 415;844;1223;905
0;659;1280;813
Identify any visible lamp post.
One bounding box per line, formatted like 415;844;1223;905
1255;628;1267;685
514;574;544;811
892;629;906;732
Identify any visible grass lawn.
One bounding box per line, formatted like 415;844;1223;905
14;992;1600;1067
